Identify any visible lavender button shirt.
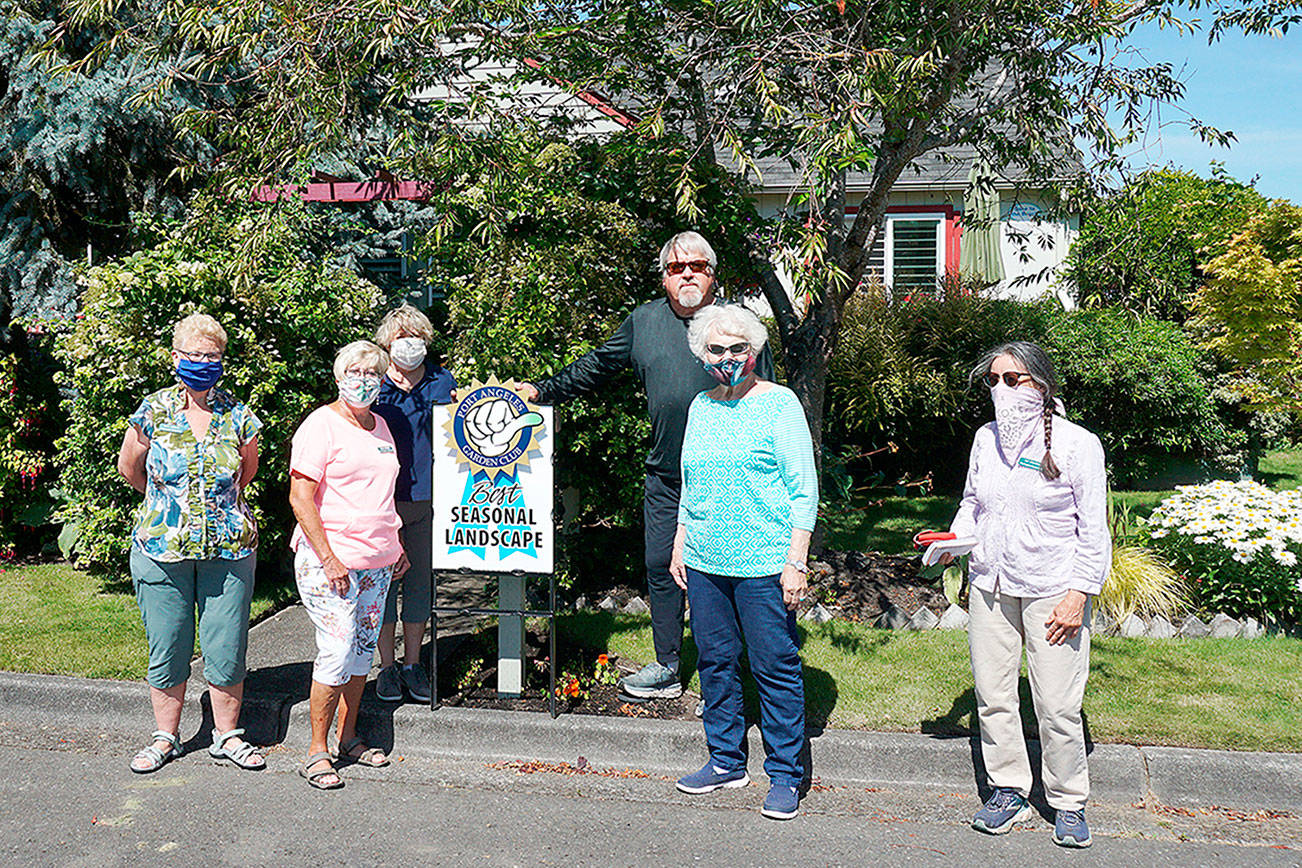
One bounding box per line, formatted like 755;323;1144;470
949;415;1111;597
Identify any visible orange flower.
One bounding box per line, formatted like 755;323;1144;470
565;679;581;697
596;654;609;666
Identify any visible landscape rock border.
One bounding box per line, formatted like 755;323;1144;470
581;592;1292;640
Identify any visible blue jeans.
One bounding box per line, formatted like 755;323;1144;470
686;567;805;788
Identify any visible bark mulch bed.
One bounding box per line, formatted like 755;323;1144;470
436;624;698;721
804;550;949;623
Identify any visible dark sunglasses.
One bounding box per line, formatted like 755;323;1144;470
706;342;751;356
665;259;712;275
982;371;1033;388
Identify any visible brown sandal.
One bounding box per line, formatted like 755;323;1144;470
339;736;389;768
299;751;343;789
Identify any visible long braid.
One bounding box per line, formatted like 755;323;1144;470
1041;401;1062;480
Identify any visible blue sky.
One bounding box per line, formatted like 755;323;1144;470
1121;20;1302;201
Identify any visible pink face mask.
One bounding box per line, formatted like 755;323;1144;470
990;381;1042;450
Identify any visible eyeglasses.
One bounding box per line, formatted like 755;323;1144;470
706;342;751;356
982;371;1033;388
176;349;223;363
665;259;712;276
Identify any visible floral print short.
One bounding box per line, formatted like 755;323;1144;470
295;546;393;686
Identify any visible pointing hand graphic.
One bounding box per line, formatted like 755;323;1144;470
463;398;543;457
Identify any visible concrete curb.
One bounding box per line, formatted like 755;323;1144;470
4;669;1300;813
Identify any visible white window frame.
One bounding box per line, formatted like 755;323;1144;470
882;213;945;293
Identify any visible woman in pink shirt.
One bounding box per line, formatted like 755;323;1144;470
288;340;410;790
945;341;1109;848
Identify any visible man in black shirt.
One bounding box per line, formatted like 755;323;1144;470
522;232;774;698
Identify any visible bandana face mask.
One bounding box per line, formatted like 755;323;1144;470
990;380;1043;450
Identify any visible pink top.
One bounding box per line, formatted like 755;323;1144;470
949;416;1110;597
290;406;403;570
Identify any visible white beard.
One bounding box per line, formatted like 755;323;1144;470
677;287;704;308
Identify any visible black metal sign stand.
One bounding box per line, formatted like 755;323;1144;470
429;567;558;718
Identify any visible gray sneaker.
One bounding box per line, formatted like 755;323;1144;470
375;664;403;702
401;663;432;702
619;662;682;699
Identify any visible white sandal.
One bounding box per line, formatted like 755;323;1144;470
131;730;183;774
208;727;265;770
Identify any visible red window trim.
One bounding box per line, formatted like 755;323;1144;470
844;204;960;273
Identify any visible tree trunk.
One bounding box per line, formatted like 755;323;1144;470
781;296;840;475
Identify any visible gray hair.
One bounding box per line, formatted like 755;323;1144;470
333;340;389;382
658;231;717;273
687;304;769;361
374;303;435;349
970;341;1062;480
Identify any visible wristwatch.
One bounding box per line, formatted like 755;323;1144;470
786;560;809;574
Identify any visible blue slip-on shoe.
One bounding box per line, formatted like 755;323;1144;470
676;762;750;794
760;784;800;820
619;661;682;699
1053;809;1092;848
971;787;1032;835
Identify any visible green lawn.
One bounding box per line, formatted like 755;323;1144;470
0;561;295;679
559;612;1302;752
1260;447;1302;490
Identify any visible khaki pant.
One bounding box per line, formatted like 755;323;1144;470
969;587;1091;810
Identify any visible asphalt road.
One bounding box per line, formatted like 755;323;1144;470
2;725;1298;868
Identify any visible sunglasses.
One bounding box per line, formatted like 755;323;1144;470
665;259;712;276
982;371;1033;388
706;342;751;356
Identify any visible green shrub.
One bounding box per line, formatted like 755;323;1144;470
825;290;1238;491
1065;167;1266;321
52;199;386;573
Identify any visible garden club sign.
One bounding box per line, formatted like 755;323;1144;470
432;377;554;574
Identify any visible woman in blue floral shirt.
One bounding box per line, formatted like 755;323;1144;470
116;312;265;774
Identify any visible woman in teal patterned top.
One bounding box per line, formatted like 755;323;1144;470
669;304;817;821
116;313;265;774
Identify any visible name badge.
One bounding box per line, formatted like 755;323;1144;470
1018;457;1042;471
378;445;395;454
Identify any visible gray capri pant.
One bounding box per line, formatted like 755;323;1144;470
384;500;433;624
130;548;257;689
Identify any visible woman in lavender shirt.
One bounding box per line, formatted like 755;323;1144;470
944;341;1109;849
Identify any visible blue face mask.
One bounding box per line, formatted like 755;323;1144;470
703;355;756;387
176;359;223;391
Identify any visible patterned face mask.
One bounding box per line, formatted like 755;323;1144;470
990;381;1043;450
339;373;382;408
703;354;756;387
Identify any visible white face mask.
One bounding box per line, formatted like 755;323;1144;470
339;373;382;408
389;337;427;371
990;381;1043;451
